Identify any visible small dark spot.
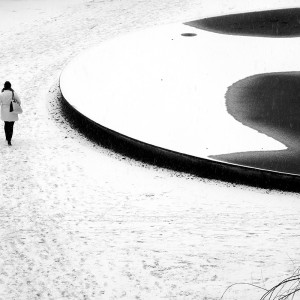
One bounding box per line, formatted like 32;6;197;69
181;33;197;37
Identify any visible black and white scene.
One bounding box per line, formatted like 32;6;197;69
1;0;300;299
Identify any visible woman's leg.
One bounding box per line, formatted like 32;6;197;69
4;122;9;141
5;122;14;145
8;122;14;142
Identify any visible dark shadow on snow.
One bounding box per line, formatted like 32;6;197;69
185;8;300;37
211;72;300;175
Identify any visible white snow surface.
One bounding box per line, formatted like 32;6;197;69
0;1;300;299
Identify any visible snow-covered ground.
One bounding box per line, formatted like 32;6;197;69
1;1;300;299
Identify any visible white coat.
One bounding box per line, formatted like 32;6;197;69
0;90;21;122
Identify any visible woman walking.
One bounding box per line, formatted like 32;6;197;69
0;81;21;146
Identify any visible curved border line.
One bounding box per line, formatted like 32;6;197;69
58;79;300;193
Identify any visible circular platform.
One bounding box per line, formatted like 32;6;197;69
60;8;300;191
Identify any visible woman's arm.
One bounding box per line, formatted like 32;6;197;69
14;92;21;104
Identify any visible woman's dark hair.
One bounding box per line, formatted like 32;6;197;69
2;81;14;92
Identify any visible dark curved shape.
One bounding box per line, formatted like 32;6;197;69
185;8;300;37
58;81;300;193
181;33;197;37
211;72;300;175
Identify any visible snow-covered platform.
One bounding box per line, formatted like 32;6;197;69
60;8;300;191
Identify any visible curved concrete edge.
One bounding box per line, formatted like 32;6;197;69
58;80;300;193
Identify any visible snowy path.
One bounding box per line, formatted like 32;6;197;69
0;1;300;299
